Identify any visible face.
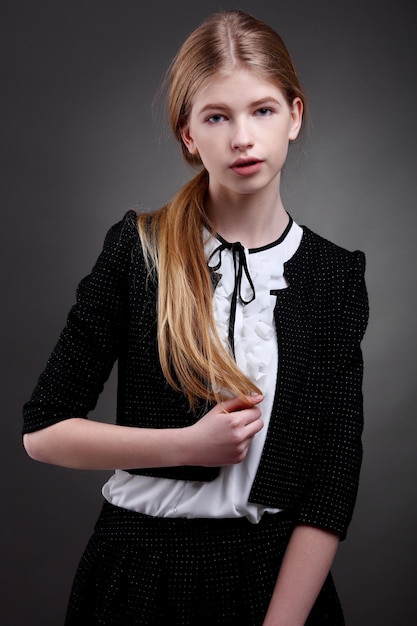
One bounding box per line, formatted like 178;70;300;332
181;68;303;199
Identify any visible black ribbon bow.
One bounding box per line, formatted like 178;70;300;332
208;240;256;355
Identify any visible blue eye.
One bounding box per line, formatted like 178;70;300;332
207;114;225;123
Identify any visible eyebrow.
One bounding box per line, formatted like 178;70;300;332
196;97;282;115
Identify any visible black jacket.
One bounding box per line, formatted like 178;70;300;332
23;210;369;539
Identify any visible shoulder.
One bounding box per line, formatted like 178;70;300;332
96;210;144;269
75;210;144;296
302;226;365;265
286;226;368;325
103;209;140;248
298;227;368;328
288;225;366;281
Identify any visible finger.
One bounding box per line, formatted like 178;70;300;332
238;406;262;424
244;418;264;437
219;394;263;413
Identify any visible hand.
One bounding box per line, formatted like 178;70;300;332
182;395;264;467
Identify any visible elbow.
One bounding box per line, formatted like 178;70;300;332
22;418;85;467
23;430;52;464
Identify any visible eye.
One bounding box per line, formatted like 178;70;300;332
255;107;273;117
207;114;226;124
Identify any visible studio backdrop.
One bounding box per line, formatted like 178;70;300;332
1;1;416;624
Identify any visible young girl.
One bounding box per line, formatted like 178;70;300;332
22;9;368;625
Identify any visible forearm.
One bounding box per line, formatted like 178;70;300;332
23;418;187;470
263;525;339;626
23;395;264;471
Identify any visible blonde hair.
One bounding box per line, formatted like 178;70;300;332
137;10;306;409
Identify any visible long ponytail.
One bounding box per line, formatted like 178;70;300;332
137;170;261;409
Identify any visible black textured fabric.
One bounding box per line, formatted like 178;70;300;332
65;501;344;626
23;210;369;538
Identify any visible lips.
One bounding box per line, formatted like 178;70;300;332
230;158;263;176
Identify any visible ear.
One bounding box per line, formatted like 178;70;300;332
289;97;304;141
180;123;199;155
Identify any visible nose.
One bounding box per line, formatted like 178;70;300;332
231;118;254;151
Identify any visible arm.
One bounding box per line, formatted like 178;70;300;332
22;215;136;436
297;251;369;539
23;394;264;470
23;215;264;471
262;252;368;624
263;525;339;626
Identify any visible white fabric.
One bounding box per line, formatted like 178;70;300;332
102;220;303;523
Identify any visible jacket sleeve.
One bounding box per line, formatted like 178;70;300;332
296;250;369;540
22;211;139;434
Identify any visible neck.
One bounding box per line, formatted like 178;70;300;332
206;186;289;249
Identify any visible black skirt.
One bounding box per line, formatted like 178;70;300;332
65;500;344;625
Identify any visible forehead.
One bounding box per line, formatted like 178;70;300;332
191;67;285;109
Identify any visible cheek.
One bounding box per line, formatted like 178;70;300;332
194;135;217;159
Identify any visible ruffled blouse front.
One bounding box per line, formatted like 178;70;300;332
102;218;303;523
206;225;291;394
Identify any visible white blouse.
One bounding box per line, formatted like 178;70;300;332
102;218;303;523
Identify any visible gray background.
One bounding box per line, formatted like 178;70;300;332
2;0;416;623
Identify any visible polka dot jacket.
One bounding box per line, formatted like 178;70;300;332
23;210;369;540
